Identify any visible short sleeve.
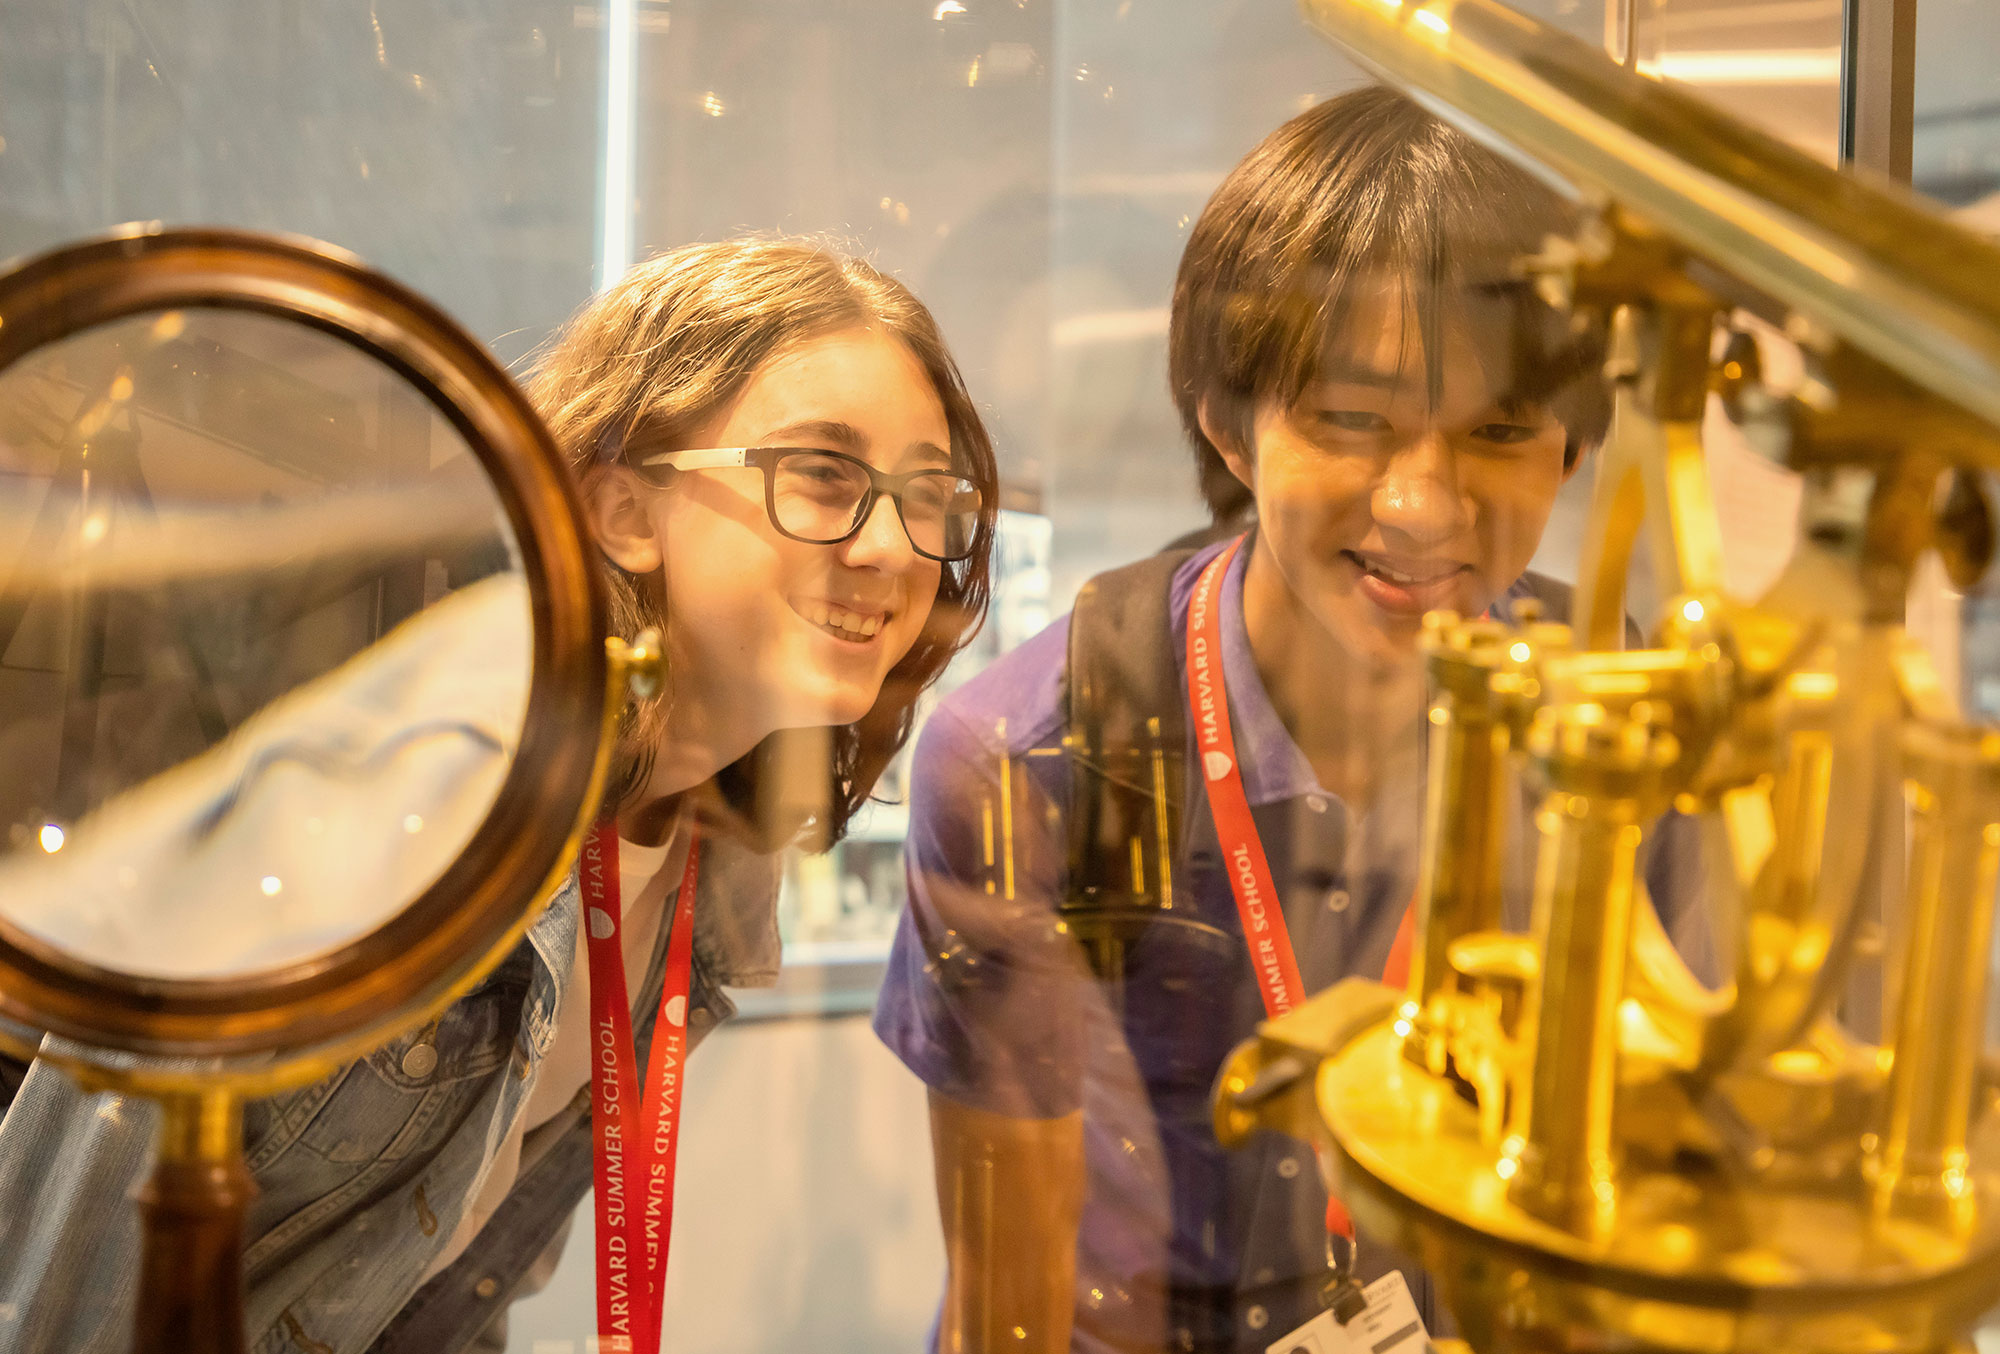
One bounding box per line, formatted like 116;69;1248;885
873;701;1088;1120
1644;808;1720;987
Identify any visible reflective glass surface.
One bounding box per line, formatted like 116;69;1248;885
0;307;529;978
5;5;1986;1354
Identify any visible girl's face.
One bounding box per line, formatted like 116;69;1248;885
599;326;950;737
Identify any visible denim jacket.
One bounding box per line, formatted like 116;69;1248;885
0;838;780;1354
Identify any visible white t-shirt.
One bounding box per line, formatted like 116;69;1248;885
422;828;687;1279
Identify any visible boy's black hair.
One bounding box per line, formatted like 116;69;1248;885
1169;85;1607;518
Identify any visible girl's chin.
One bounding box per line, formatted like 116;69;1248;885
771;685;879;732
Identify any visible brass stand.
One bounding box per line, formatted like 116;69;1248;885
133;1091;253;1354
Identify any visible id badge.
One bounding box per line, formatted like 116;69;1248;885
1264;1271;1430;1354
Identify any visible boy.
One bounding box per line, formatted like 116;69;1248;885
875;87;1709;1353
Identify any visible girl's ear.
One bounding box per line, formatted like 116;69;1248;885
1197;399;1256;493
585;466;665;574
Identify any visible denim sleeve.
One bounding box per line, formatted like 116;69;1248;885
873;704;1088;1120
0;1047;159;1354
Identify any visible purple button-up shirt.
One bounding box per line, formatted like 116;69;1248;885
875;537;1710;1353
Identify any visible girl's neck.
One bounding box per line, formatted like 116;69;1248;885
617;686;771;845
1239;539;1423;809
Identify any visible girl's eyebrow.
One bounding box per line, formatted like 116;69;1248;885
763;421;953;471
761;418;866;450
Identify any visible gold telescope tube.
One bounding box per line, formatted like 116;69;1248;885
1300;0;2000;451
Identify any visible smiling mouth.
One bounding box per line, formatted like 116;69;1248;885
792;597;888;644
1342;550;1470;614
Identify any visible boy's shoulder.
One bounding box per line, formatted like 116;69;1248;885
1500;569;1575;622
926;609;1074;760
928;541;1225;763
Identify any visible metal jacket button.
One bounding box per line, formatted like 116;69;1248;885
401;1043;439;1079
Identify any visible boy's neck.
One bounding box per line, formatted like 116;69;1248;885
1238;535;1423;809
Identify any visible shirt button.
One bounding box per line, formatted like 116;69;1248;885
1327;888;1351;914
1306;794;1329;813
400;1043;438;1079
1245;1304;1269;1331
474;1277;499;1300
1277;1155;1302;1180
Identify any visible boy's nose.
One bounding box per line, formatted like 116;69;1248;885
1372;433;1472;547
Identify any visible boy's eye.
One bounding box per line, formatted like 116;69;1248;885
1471;422;1540;445
1318;409;1391;434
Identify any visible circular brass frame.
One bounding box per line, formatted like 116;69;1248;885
0;225;607;1085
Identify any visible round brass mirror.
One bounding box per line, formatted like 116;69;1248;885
0;227;610;1351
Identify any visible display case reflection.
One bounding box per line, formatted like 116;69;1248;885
0;307;529;976
777;507;1050;967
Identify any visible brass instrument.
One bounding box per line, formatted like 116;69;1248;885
1215;3;2000;1352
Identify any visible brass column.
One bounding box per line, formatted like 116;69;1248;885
1506;702;1677;1237
1869;721;2000;1230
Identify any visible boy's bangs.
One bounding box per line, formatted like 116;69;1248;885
1288;184;1603;433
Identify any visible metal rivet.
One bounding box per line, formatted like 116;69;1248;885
474;1277;499;1300
1327;889;1351;913
401;1043;438;1079
1306;794;1329;813
1245;1304;1268;1331
1277;1155;1302;1179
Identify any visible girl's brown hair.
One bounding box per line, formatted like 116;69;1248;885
528;238;999;850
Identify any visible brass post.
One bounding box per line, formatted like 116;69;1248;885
1868;721;2000;1231
1406;616;1517;1073
1506;702;1676;1237
133;1088;253;1354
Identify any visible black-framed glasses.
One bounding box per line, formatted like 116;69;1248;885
633;446;985;563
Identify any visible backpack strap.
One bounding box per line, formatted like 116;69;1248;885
1059;545;1209;977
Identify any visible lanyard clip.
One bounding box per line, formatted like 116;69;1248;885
1320;1231;1367;1325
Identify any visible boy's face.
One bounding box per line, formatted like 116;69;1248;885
1214;284;1578;667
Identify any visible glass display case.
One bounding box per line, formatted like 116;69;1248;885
2;3;1991;1354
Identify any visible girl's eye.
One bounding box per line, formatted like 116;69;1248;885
1472;422;1539;445
1318;409;1391;434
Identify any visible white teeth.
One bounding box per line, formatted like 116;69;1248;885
800;598;885;639
1361;558;1441;586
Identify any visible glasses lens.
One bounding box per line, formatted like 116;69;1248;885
771;451;872;542
900;472;984;560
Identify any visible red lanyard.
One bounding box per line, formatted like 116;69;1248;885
581;818;701;1354
1184;536;1417;1235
